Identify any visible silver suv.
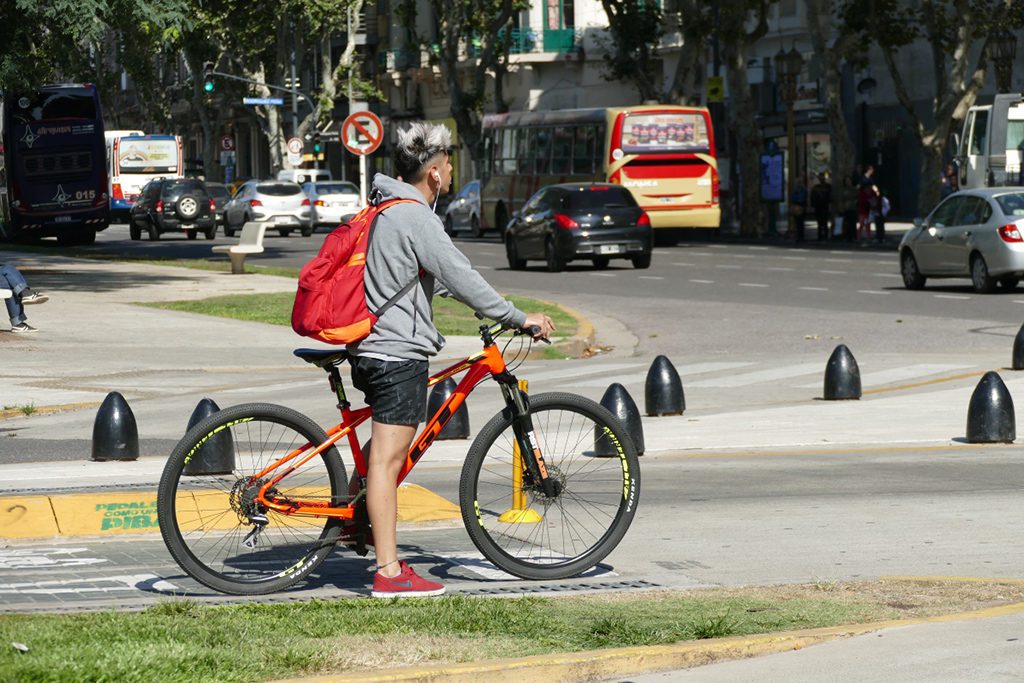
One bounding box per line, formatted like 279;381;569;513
223;180;313;237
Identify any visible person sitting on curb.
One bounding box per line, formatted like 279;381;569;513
2;264;49;333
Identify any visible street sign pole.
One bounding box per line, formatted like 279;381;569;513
360;154;368;206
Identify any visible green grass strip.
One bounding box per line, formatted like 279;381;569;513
141;292;577;338
0;593;889;682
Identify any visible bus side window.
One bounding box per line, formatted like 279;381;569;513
971;110;989;155
517;128;535;175
551;127;572;174
573;126;596;175
535;128;552;175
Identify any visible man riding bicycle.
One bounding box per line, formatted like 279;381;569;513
350;121;555;597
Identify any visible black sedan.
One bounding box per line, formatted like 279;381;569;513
504;183;653;272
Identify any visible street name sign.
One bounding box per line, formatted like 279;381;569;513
243;97;285;106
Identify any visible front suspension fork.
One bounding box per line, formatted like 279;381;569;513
502;382;558;499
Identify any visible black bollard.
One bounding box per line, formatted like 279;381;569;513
426;377;470;439
595;383;644;456
644;355;684;416
1013;323;1024;370
91;392;139;461
823;344;862;400
183;398;235;475
966;371;1015;443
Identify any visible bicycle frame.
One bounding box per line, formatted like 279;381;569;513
252;328;543;520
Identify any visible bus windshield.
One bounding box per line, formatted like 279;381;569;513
6;88;99;126
621;112;710;154
117;138;179;174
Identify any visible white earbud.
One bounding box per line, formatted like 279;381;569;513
433;170;441;183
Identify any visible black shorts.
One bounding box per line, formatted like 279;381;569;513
350;356;428;425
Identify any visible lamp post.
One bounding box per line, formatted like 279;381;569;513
775;46;804;238
991;29;1017;93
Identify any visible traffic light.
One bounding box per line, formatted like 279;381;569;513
202;62;215;93
312;132;322;154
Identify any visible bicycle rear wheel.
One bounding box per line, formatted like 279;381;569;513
460;392;640;580
157;403;347;595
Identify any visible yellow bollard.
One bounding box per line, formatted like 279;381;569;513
497;379;542;524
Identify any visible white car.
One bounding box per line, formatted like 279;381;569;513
303;181;362;230
223;180;313;237
900;188;1024;292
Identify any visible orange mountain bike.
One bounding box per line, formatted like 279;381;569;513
157;323;640;595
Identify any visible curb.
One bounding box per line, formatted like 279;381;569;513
271;599;1024;683
0;483;460;540
523;300;595;360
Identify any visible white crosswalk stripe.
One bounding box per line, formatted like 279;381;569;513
568;361;754;388
795;364;973;389
688;362;823;388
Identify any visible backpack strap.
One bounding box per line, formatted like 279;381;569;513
365;198;422;317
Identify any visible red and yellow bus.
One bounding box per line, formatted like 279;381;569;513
480;104;719;235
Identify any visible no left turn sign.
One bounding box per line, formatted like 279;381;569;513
342;111;383;156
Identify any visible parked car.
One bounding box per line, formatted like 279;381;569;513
205;182;231;227
504;183;653;272
444;180;483;237
303;180;362;229
223;180;313;237
129;178;216;241
899;188;1024;293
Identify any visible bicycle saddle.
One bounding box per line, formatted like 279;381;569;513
293;348;349;368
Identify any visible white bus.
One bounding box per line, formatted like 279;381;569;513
105;132;183;220
955;93;1024;189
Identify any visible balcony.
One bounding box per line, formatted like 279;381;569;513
542;28;576;53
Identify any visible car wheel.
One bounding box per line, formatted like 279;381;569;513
592;257;610;269
469;215;481;238
204;226;216;240
301;226;313;237
900;250;926;290
175;195;200;221
129;224;141;241
1000;276;1019;291
444;215;455;236
545;238;564;273
970;253;996;293
278;228;292;237
186;229;197;240
631;253;652;269
224;227;235;238
148;221;160;241
506;237;526;270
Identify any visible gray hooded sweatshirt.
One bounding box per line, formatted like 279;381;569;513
349;173;526;361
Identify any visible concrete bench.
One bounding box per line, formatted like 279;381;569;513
212;222;267;274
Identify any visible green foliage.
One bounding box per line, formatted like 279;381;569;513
0;0;190;91
598;0;665;101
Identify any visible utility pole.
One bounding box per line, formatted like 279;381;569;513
290;16;300;166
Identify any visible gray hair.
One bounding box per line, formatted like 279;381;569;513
394;121;452;182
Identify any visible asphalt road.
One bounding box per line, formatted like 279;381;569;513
3;448;1022;612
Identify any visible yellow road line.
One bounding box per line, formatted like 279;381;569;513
863;370;985;395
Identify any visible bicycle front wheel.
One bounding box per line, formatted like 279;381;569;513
460;392;640;580
157;403;347;595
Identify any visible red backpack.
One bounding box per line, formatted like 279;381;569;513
291;198;418;344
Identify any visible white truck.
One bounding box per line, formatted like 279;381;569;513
955;93;1024;188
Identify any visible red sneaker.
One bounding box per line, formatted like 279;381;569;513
371;561;445;598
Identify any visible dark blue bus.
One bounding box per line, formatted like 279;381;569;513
0;83;110;245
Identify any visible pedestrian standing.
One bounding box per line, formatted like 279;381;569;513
790;178;808;243
1;264;49;333
873;186;890;244
810;173;832;241
857;165;876;240
940;163;959;199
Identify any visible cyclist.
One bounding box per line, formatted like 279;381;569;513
351;121;555;598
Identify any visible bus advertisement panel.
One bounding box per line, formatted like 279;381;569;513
107;133;183;220
480;105;719;235
0;83;109;244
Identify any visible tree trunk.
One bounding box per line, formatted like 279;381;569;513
724;45;765;237
919;134;948;215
